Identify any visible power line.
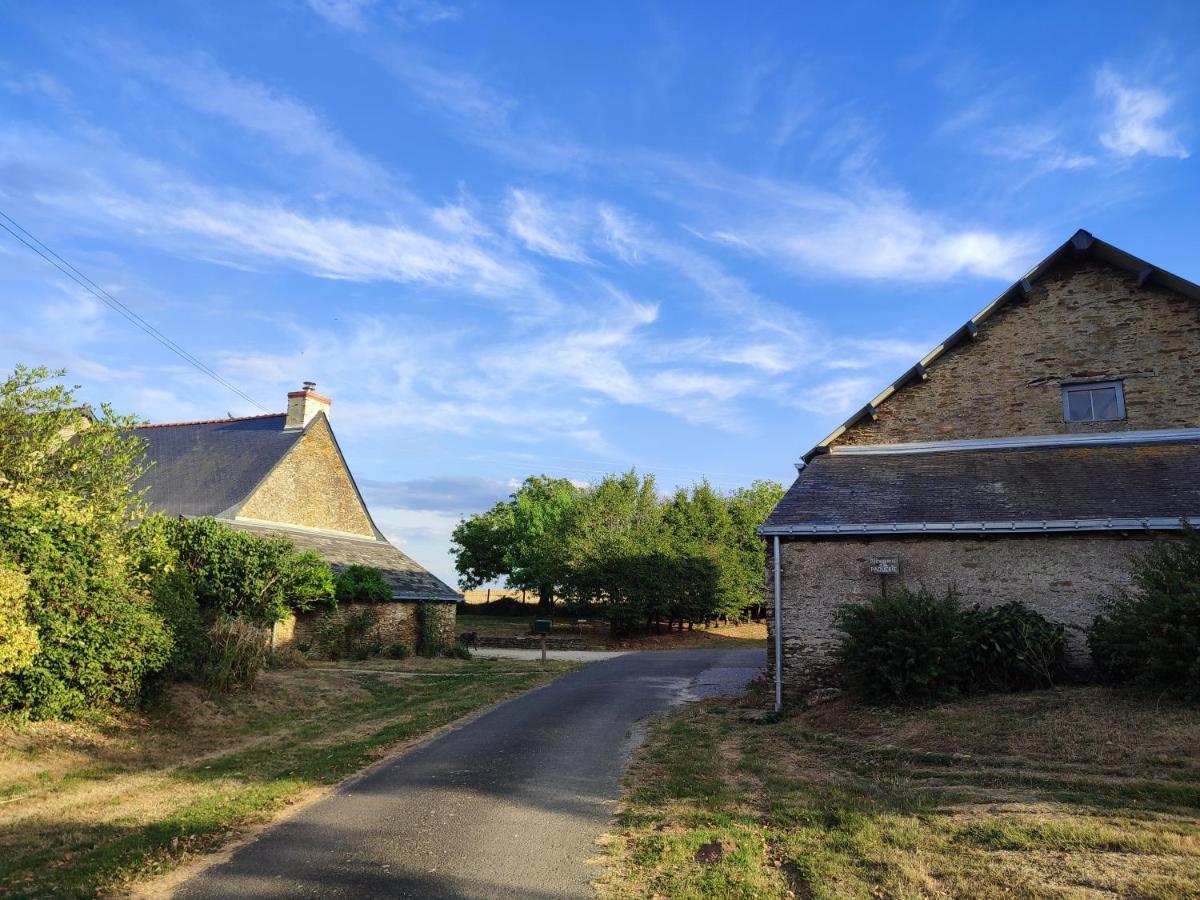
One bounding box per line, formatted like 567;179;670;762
0;208;270;413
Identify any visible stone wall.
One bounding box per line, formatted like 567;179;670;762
280;601;457;655
237;417;375;537
835;259;1200;447
767;532;1165;702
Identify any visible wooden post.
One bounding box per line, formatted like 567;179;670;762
540;634;547;665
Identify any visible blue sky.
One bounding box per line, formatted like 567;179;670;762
1;1;1198;585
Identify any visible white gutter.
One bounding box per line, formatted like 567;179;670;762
759;516;1200;537
772;535;783;713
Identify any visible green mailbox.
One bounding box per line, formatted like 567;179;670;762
532;618;553;635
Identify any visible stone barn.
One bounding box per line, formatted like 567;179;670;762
761;230;1200;706
132;383;461;651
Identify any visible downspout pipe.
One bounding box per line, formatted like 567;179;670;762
773;535;783;712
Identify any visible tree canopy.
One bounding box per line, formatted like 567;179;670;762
451;470;784;634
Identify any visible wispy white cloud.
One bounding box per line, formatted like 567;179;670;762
2;70;72;105
792;376;877;416
698;181;1038;282
306;0;376;31
308;0;460;32
505;189;592;262
94;39;394;193
1096;67;1189;160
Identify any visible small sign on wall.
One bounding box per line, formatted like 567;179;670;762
868;557;899;575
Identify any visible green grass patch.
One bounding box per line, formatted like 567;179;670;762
600;686;1200;899
0;657;576;898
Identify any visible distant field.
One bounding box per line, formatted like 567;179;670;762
460;589;540;606
455;612;767;650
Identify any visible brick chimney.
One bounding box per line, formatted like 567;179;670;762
285;381;331;429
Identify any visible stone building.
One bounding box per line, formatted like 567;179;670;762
133;383;460;651
761;230;1200;705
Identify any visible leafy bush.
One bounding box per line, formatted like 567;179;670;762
1089;528;1200;696
0;366;173;719
835;588;1065;705
158;516;335;625
335;565;392;603
196;617;268;692
385;642;410;660
128;515;205;681
835;587;971;704
447;644;471;660
0;563;38;676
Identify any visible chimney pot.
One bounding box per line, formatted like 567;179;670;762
285;381;331;429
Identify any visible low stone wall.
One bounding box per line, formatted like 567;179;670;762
768;531;1166;703
280;600;457;654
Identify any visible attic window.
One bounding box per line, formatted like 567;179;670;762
1062;380;1125;423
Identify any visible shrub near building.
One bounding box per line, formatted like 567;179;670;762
1089;527;1200;697
835;587;1065;705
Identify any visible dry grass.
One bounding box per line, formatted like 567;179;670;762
599;685;1200;899
0;656;576;899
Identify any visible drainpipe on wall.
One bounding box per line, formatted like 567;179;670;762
773;535;783;713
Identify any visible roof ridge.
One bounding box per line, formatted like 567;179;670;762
136;412;285;429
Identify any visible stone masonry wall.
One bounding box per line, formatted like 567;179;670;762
237;417;375;536
767;532;1165;702
835;259;1200;446
280;601;457;655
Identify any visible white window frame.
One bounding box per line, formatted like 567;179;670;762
1061;380;1126;423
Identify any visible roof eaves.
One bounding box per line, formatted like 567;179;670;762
759;516;1200;537
800;230;1200;463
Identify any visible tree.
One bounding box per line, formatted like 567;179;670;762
0;365;172;718
724;480;786;618
452;476;581;608
563;471;665;634
450;501;512;590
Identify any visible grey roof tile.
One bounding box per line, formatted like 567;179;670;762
132;415;300;517
228;522;461;601
130;415;461;601
764;437;1200;530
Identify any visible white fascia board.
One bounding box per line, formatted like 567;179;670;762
758;516;1199;537
827;428;1200;457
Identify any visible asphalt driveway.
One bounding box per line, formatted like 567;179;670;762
176;648;765;899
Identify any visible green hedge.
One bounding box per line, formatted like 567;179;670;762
835;587;1065;705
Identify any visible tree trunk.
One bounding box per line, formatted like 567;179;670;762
538;584;554;609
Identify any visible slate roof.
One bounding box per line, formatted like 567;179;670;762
131;414;461;602
229;522;461;601
762;434;1200;535
132;414;301;518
